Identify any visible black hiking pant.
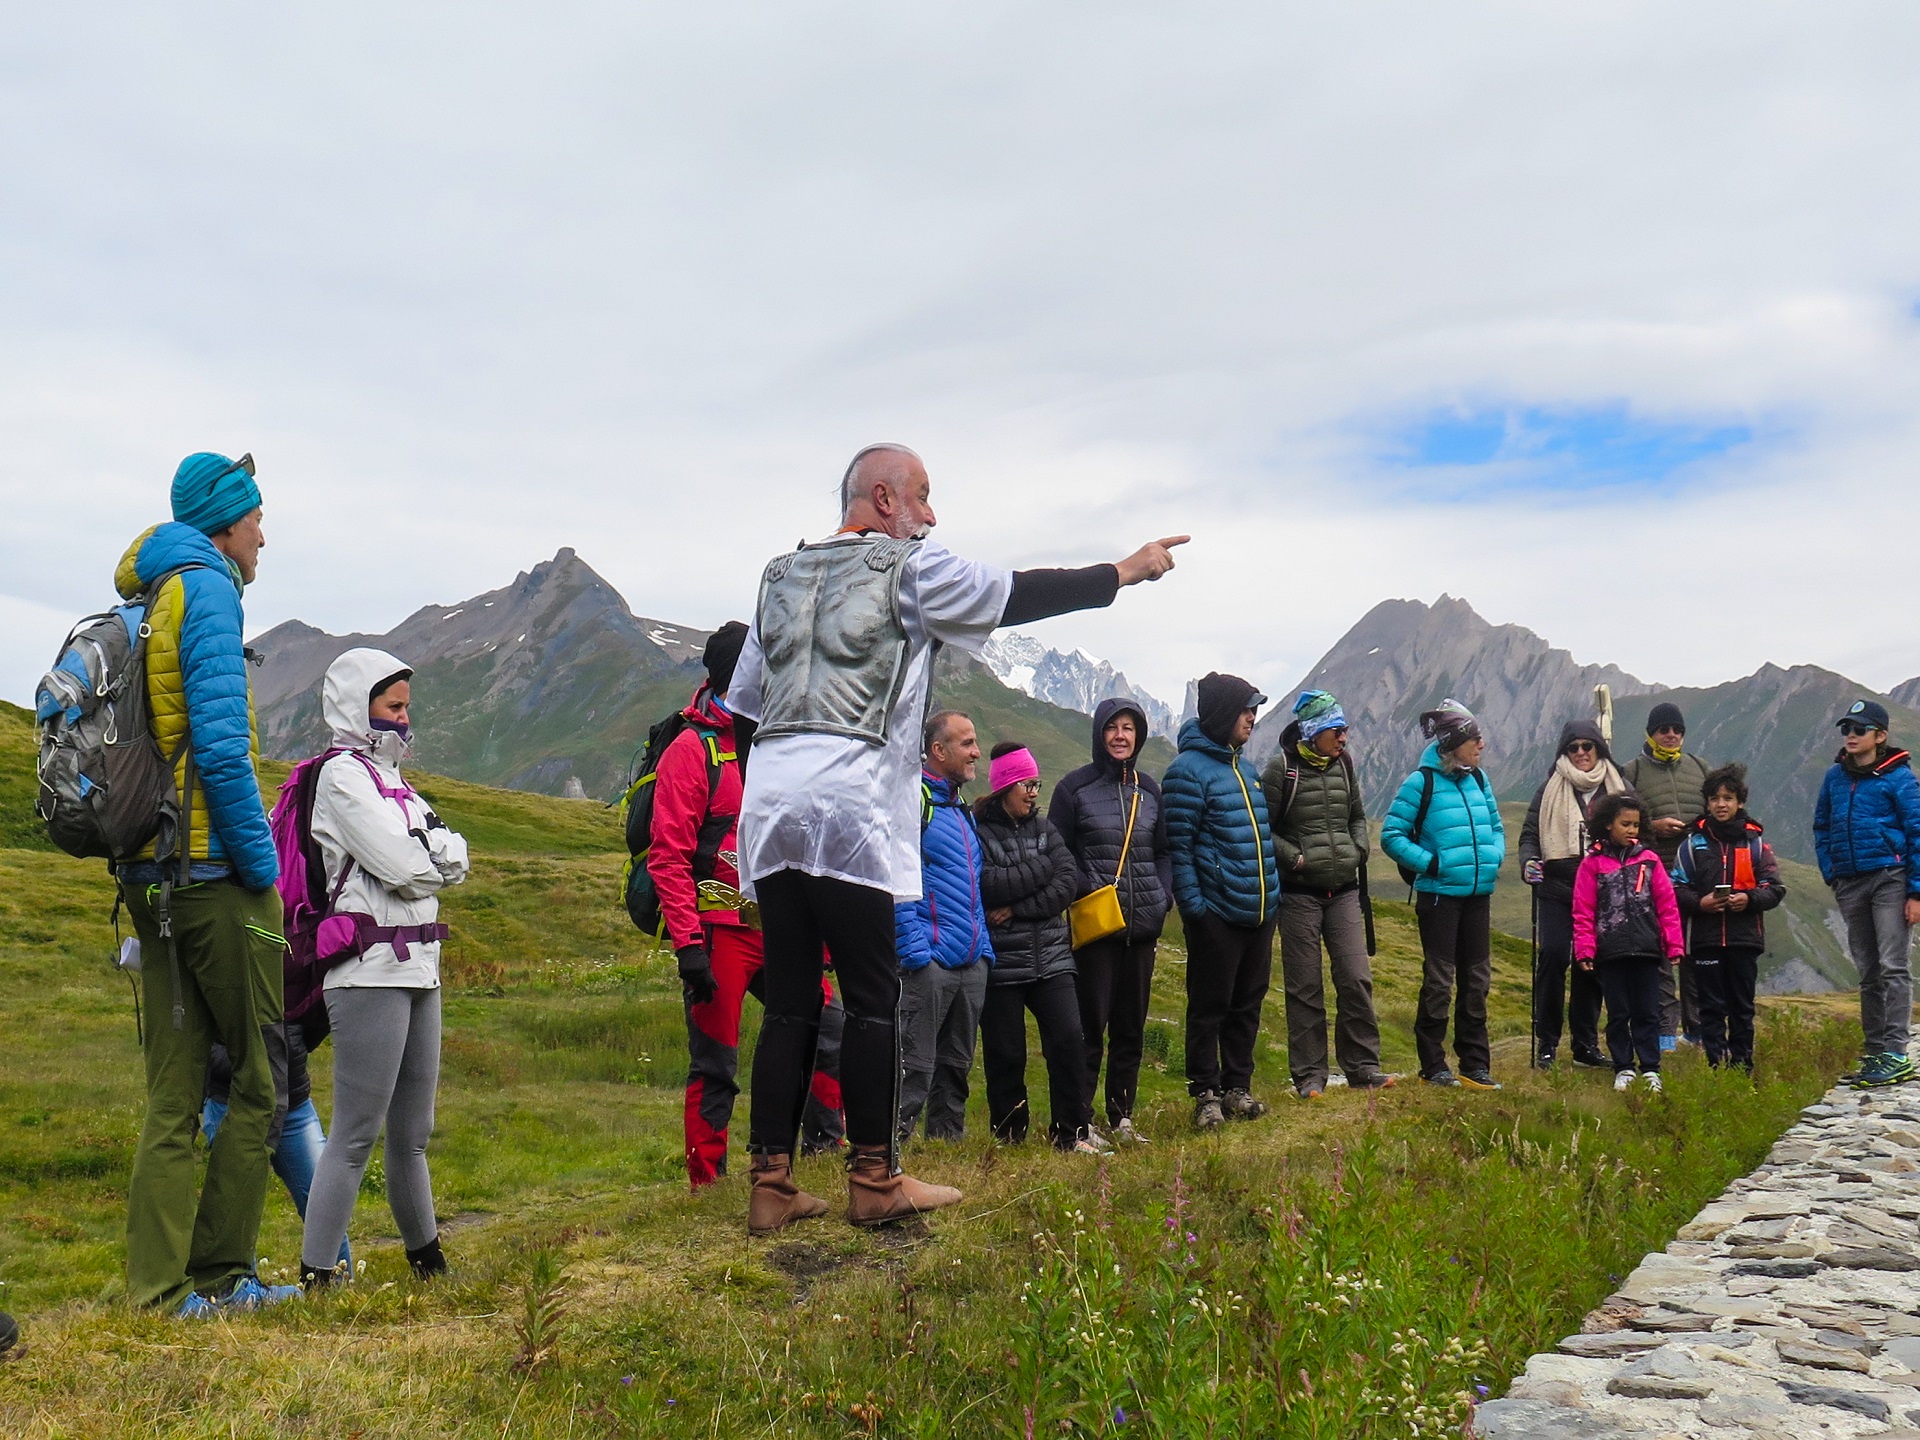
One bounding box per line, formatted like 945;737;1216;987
982;973;1090;1147
1533;893;1603;1059
1597;955;1665;1074
748;871;899;1159
1073;933;1157;1126
1691;946;1759;1069
1182;911;1276;1097
1413;892;1492;1078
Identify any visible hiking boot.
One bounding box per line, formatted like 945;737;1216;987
1193;1091;1226;1129
846;1145;961;1226
747;1151;830;1236
1532;1049;1556;1071
214;1275;300;1312
1347;1071;1396;1091
1614;1069;1636;1092
1113;1117;1150;1145
1852;1052;1919;1090
1422;1068;1458;1087
1642;1072;1664;1094
175;1292;220;1320
1458;1070;1502;1091
1223;1088;1267;1120
406;1236;448;1281
1571;1048;1608;1070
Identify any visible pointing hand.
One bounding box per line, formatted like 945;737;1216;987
1115;536;1191;587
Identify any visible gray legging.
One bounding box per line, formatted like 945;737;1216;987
301;986;442;1269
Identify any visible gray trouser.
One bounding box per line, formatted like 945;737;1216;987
1279;889;1381;1088
301;986;442;1269
1835;869;1915;1056
897;961;986;1141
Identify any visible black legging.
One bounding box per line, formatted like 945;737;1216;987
1532;893;1604;1057
1073;934;1157;1126
982;973;1090;1147
749;871;899;1158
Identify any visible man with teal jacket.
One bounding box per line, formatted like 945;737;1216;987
1163;672;1281;1129
1381;700;1506;1090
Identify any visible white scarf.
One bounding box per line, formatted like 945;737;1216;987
1538;755;1624;861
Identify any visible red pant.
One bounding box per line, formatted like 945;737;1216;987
685;924;843;1188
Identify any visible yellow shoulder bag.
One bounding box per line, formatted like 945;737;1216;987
1068;784;1140;950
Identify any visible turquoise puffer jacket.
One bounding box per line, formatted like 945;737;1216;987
1379;742;1506;898
1163;719;1280;927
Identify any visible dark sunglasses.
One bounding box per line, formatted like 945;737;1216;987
207;452;255;494
1840;722;1877;737
1565;741;1597;754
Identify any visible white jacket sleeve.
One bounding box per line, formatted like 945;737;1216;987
316;756;446;901
427;826;470;885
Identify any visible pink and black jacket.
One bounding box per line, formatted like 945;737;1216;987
1571;840;1686;965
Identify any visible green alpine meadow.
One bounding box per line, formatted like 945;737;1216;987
0;697;1857;1437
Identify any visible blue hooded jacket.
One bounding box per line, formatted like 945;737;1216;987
1380;741;1505;898
1814;746;1920;892
1162;718;1280;927
894;772;995;971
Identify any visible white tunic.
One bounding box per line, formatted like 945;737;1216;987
729;537;1011;902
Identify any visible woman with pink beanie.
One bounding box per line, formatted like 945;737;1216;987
974;743;1103;1153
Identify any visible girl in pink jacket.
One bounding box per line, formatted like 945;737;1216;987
1573;792;1686;1093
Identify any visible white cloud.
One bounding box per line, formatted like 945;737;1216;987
4;2;1920;712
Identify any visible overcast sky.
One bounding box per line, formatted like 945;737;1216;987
6;3;1919;715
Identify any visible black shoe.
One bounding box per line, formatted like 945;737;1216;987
1533;1049;1556;1071
406;1236;448;1281
0;1311;17;1355
1347;1071;1396;1090
300;1264;339;1293
1422;1068;1458;1087
1571;1049;1608;1070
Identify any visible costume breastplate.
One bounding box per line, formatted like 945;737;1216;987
753;535;919;746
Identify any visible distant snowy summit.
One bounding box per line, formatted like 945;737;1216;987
981;632;1178;739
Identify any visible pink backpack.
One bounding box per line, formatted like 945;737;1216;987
271;749;448;1039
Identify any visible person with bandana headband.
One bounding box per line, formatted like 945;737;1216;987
1260;690;1391;1099
1621;702;1714;1050
298;648;469;1288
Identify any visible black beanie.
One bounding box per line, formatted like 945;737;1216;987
1646;701;1686;736
703;621;749;695
1195;672;1264;747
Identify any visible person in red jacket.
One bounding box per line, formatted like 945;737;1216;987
652;623;845;1189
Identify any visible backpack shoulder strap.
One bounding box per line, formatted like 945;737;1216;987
1409;766;1437;838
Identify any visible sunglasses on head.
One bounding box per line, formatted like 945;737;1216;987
206;452;255;494
1840;722;1877;737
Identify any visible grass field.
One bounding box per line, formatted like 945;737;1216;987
0;701;1867;1437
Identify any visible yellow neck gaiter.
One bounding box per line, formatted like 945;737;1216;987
1297;740;1334;770
1648;739;1683;764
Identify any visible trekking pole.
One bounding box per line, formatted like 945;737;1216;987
1529;886;1540;1071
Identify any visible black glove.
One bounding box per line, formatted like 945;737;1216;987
677;944;716;1006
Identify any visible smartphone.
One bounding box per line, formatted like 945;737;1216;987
1713;884;1733;900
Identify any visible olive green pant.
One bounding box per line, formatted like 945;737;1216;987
124;879;285;1310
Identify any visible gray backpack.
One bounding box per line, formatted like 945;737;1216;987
34;568;198;864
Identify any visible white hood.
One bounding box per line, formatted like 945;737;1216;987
323;646;413;765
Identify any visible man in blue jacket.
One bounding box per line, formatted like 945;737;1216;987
895;711;995;1142
1164;673;1280;1129
114;453;295;1316
1814;699;1920;1089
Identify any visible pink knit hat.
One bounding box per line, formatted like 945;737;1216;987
988;747;1040;795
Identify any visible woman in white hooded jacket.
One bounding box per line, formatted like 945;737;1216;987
300;648;468;1286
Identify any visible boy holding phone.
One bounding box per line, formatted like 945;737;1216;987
1673;763;1785;1071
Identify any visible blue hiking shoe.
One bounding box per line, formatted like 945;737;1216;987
175;1292;220;1320
1852;1052;1918;1090
214;1275;302;1312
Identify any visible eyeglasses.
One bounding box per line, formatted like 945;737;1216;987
1016;780;1042;794
1840;722;1876;737
1566;741;1597;755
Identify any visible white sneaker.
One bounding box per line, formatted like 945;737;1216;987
1084;1122;1111;1151
1643;1072;1664;1094
1072;1136;1111;1156
1113;1117;1149;1145
1614;1070;1636;1092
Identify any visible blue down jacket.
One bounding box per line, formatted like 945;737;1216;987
1380;741;1506;898
894;772;995;971
1814;747;1920;892
1162;719;1279;928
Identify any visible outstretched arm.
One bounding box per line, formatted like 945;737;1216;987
1000;536;1189;627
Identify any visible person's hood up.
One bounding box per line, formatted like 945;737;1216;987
324;647;414;765
1090;696;1150;776
115;522;241;602
1552;719;1613;770
1177;716;1237;763
1194;672;1263;748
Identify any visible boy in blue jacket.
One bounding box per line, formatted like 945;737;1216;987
1814;699;1920;1088
1164;673;1280;1129
894;712;995;1141
1380;700;1506;1090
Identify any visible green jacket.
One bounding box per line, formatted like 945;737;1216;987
1621;746;1713;866
1261;729;1368;890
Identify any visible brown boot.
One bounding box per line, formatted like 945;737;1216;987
747;1151;829;1236
846;1144;962;1227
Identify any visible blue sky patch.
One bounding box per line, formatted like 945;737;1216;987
1384;402;1755;496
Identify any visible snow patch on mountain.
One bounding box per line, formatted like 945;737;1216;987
981;632;1178;738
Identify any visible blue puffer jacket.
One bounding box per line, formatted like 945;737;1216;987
1814;747;1920;892
118;522;277;890
1162;719;1279;927
894;773;995;971
1380;742;1505;898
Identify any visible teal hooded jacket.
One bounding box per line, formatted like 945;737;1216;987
1379;741;1505;898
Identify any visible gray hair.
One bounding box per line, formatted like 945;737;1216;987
839;443;921;517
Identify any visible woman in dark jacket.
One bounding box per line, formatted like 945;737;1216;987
1518;719;1626;1069
1048;698;1172;1145
978;743;1100;1152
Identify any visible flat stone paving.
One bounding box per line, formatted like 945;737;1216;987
1473;1030;1920;1439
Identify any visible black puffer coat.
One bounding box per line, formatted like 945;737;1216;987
976;799;1078;986
1047;698;1173;943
